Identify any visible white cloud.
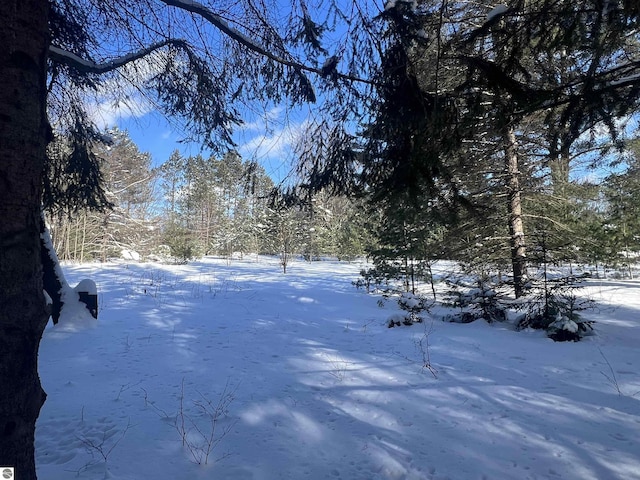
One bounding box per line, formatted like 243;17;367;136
239;106;284;132
86;94;154;129
84;49;173;129
238;126;298;160
236;113;309;183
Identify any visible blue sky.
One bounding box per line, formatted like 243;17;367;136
94;100;306;184
77;0;374;185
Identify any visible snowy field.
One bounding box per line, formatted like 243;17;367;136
36;257;640;480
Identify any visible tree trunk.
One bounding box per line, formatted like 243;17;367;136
503;124;527;298
0;1;50;478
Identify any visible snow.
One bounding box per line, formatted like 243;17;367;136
48;45;142;74
49;46;98;69
160;0;271;60
36;257;640;479
55;285;98;331
41;218;98;330
49;41;182;76
550;315;579;334
121;248;141;261
400;293;420;309
75;278;98;296
383;0;418;12
40;218;67;291
487;4;508;21
321;57;338;71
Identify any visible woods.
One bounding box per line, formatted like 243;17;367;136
44;122;640;284
1;0;639;478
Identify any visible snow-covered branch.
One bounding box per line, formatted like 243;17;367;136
109;174;156;196
48;39;189;74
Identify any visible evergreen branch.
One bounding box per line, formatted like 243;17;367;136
158;0;375;86
159;0;292;66
456;53;640;111
522;214;578;232
48;39;190;74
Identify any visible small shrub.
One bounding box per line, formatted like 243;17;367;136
356;267;392;293
443;279;507;323
547;314;582;342
163;225;202;264
388;292;429;328
516;275;595;341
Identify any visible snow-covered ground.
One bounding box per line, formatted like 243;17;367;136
36;257;640;480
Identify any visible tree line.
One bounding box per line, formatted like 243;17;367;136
45;126;640;285
45;128;370;269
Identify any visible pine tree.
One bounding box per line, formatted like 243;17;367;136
302;0;640;297
265;200;305;274
46;128;159;261
602;138;640;277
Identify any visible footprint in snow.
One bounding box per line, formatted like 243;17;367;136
36;415;122;466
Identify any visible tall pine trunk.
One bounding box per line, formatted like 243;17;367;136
0;1;50;478
503;124;527;298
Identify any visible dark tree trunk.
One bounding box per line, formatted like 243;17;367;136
0;1;50;479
